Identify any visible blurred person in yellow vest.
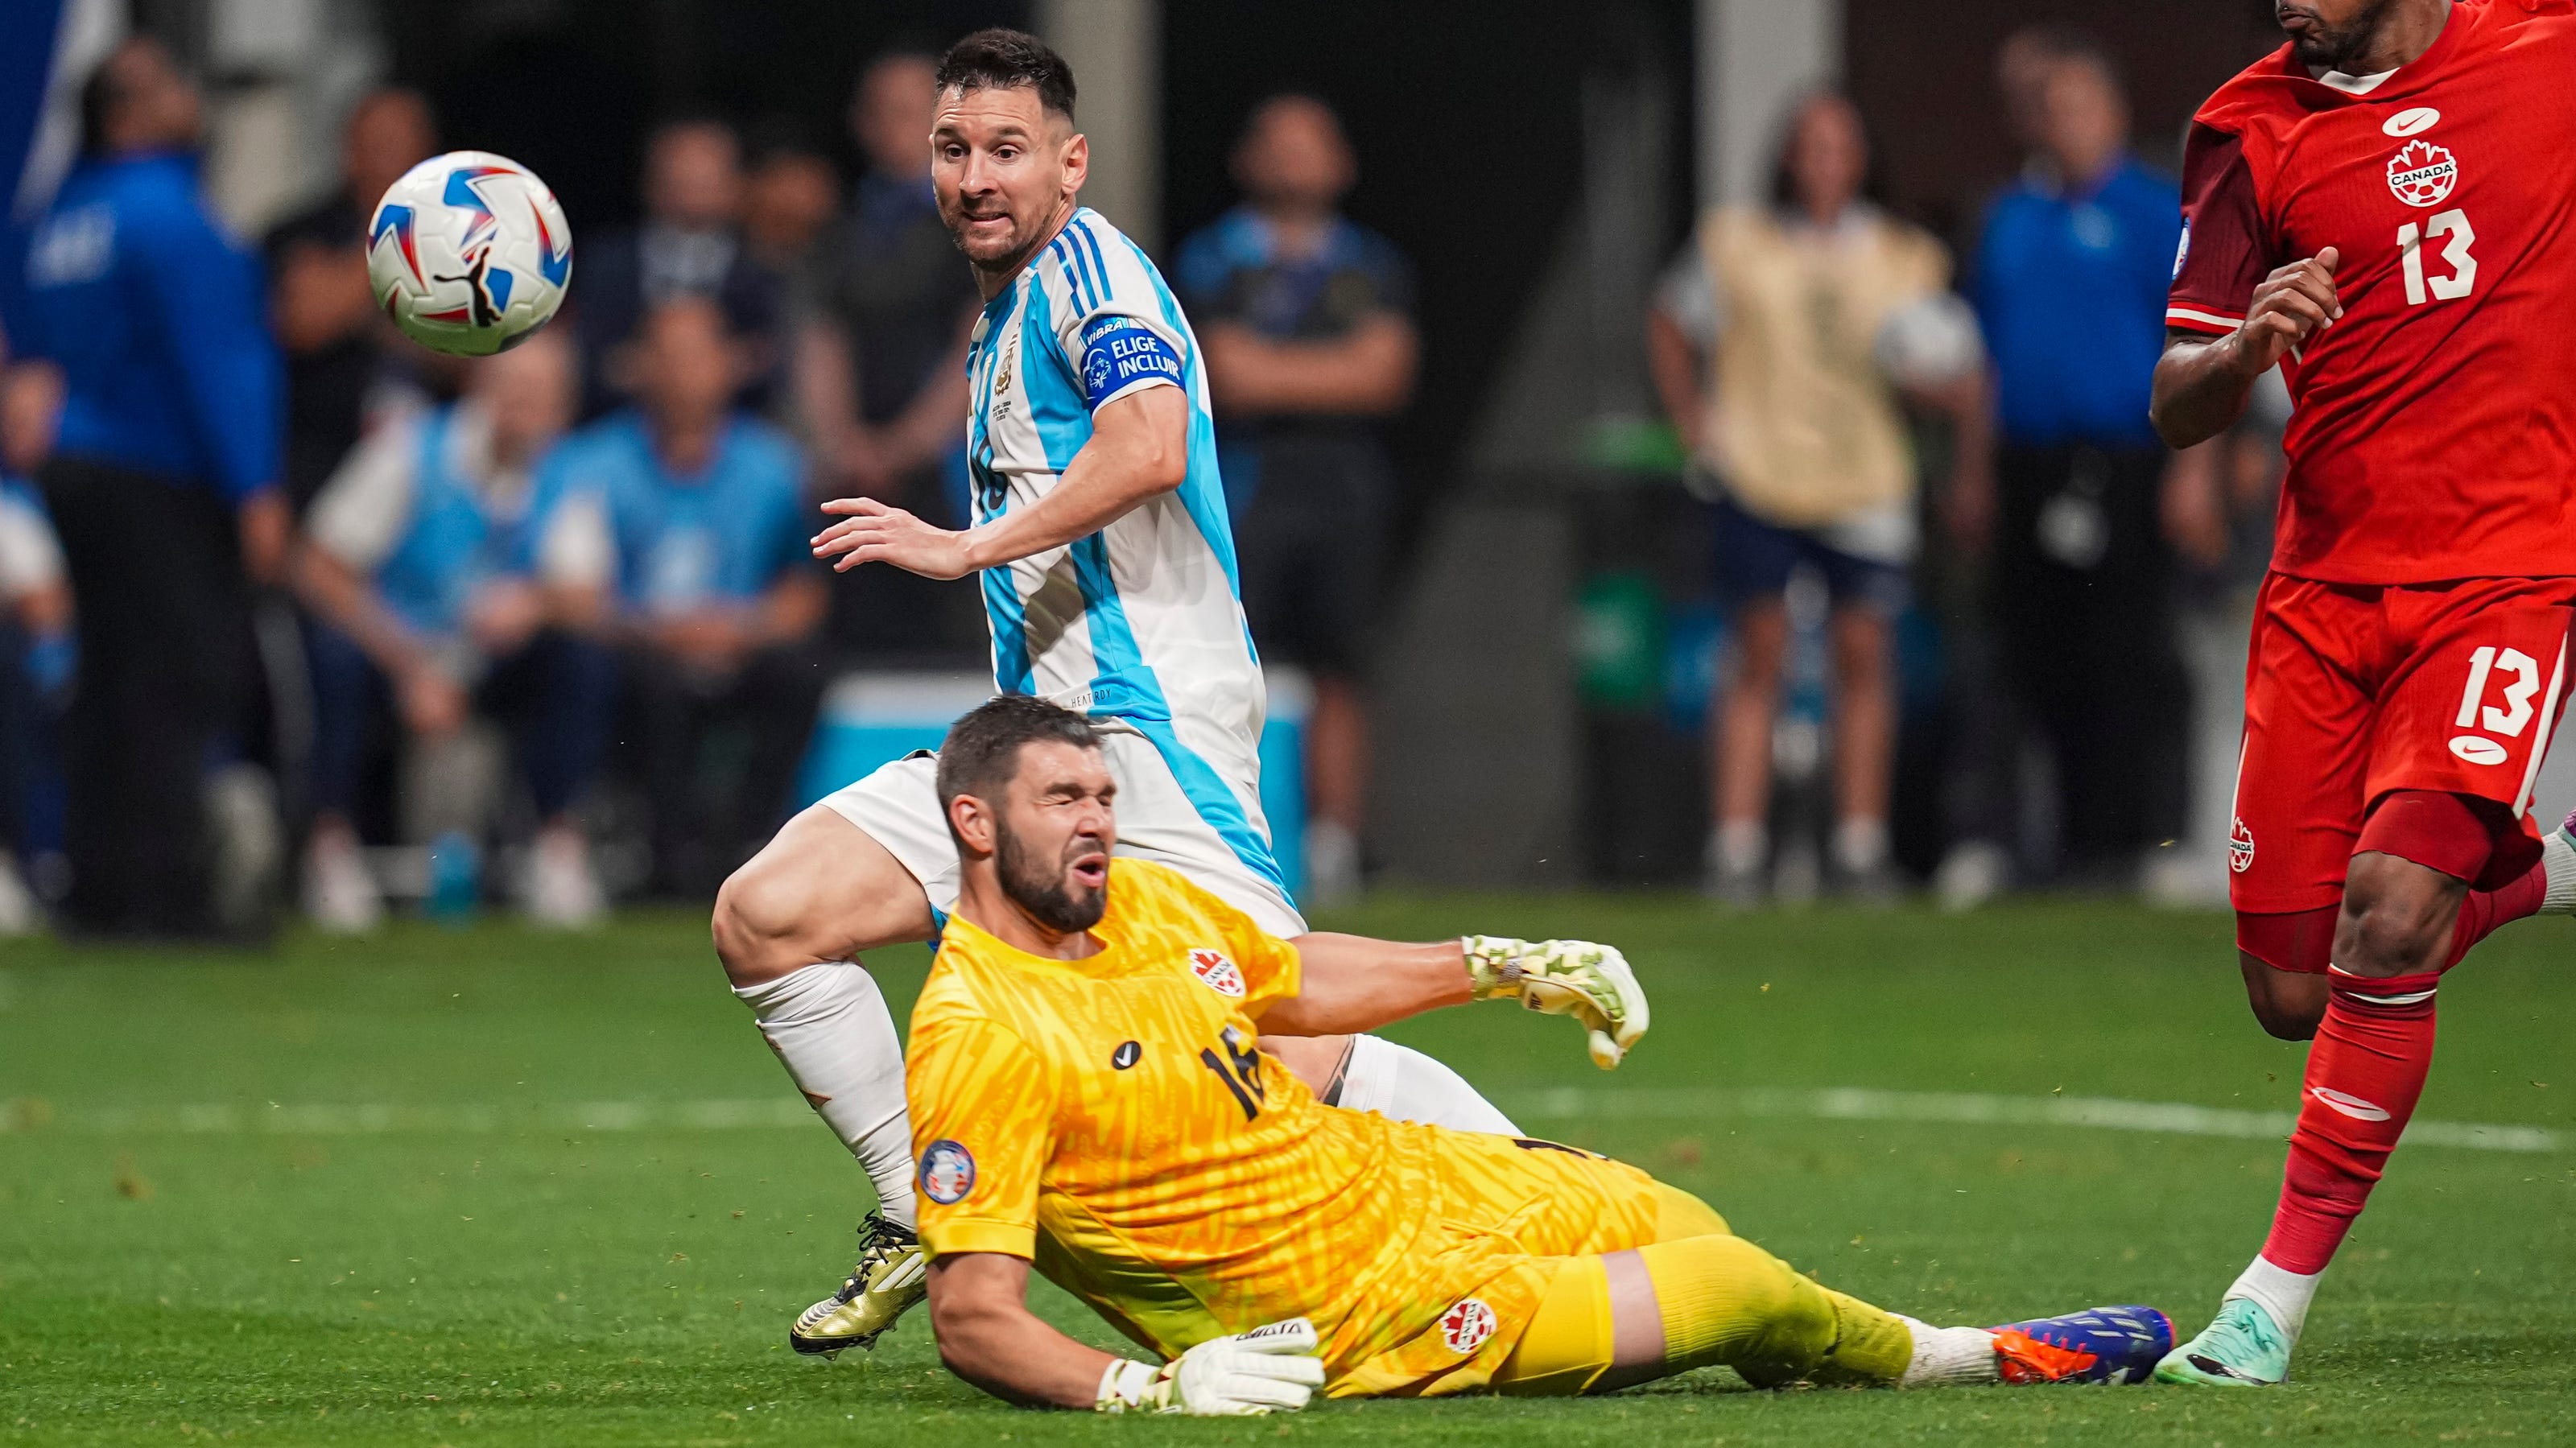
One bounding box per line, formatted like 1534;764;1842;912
1649;92;1991;907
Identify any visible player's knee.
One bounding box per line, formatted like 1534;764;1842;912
712;854;814;988
2334;855;2461;977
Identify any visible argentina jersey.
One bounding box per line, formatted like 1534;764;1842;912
964;208;1276;865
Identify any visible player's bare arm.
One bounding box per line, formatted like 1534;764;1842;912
928;1251;1325;1415
1261;931;1649;1068
1254;934;1473;1037
2149;248;2340;449
808;382;1188;579
924;1252;1121;1409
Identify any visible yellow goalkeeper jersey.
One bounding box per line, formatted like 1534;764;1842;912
906;859;1663;1396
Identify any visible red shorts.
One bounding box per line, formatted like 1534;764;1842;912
2230;572;2576;918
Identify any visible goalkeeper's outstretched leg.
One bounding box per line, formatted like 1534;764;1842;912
1494;1197;2172;1395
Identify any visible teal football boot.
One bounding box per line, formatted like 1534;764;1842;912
2153;1297;2294;1387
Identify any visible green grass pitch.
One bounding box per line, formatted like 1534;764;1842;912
3;897;2571;1445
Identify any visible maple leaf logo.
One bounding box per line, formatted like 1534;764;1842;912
2387;138;2458;208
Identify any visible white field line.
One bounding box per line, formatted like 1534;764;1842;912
0;1087;2558;1153
1512;1087;2564;1154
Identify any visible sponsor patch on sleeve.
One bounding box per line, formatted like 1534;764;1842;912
1078;313;1183;411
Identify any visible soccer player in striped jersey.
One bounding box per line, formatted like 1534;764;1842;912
711;29;1547;1358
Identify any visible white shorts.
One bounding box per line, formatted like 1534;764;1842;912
819;721;1307;939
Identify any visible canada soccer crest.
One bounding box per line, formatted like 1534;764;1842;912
2387;139;2458;208
1188;948;1246;998
2227;817;2255;874
1439;1297;1497;1355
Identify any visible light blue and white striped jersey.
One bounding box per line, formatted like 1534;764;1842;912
966;207;1278;883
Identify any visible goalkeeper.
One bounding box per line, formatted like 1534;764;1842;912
909;696;2170;1412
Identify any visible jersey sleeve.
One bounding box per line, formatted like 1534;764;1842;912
1046;218;1190;414
2167;122;2273;337
906;1007;1060;1260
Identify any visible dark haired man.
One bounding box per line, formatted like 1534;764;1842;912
793;47;985;658
714;29;1547;1357
12;36;288;938
2150;0;2576;1388
1174;95;1419;907
906;695;2168;1413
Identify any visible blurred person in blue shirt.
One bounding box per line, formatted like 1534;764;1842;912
0;363;75;935
295;328;616;933
1951;28;2221;890
1173;94;1420;907
10;37;289;939
538;297;826;897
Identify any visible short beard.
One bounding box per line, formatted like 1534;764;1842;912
2285;0;2397;71
994;816;1106;934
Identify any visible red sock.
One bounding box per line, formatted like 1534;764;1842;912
2260;967;2441;1274
2448;861;2545;968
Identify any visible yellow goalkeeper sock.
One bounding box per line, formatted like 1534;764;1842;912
1643;1234;1911;1387
1496;1233;1912;1395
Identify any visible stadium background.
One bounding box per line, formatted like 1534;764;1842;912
2;2;2572;1444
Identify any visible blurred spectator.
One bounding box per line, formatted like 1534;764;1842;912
575;117;783;418
0;363;73;934
295;329;614;932
793;48;980;658
1957;30;2211;889
741;120;840;278
15;37;287;939
1646;92;1989;906
1174;93;1418;907
540;298;826;897
264;88;438;515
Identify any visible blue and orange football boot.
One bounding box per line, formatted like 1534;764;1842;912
1988;1305;2174;1384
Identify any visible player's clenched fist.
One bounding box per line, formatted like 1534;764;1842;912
1463;935;1650;1069
1095;1318;1326;1416
2235;246;2342;373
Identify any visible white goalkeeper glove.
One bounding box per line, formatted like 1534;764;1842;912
1463;935;1650;1069
1094;1318;1325;1416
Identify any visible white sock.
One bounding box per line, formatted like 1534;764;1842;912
1834;816;1889;874
2541;827;2576;914
1895;1316;2000;1388
1711;820;1767;875
2221;1254;2321;1345
733;962;918;1230
1335;1035;1523;1135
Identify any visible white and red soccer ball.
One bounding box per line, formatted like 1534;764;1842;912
366;150;572;357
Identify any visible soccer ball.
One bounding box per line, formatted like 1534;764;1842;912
365;151;572;357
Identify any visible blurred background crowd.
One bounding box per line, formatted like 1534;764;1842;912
0;0;2342;943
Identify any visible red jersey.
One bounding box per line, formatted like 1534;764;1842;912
2169;0;2576;584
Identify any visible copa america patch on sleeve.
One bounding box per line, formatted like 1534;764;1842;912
1079;313;1183;410
919;1140;976;1204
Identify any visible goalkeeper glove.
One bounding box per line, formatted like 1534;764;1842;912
1094;1318;1325;1416
1463;936;1649;1069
